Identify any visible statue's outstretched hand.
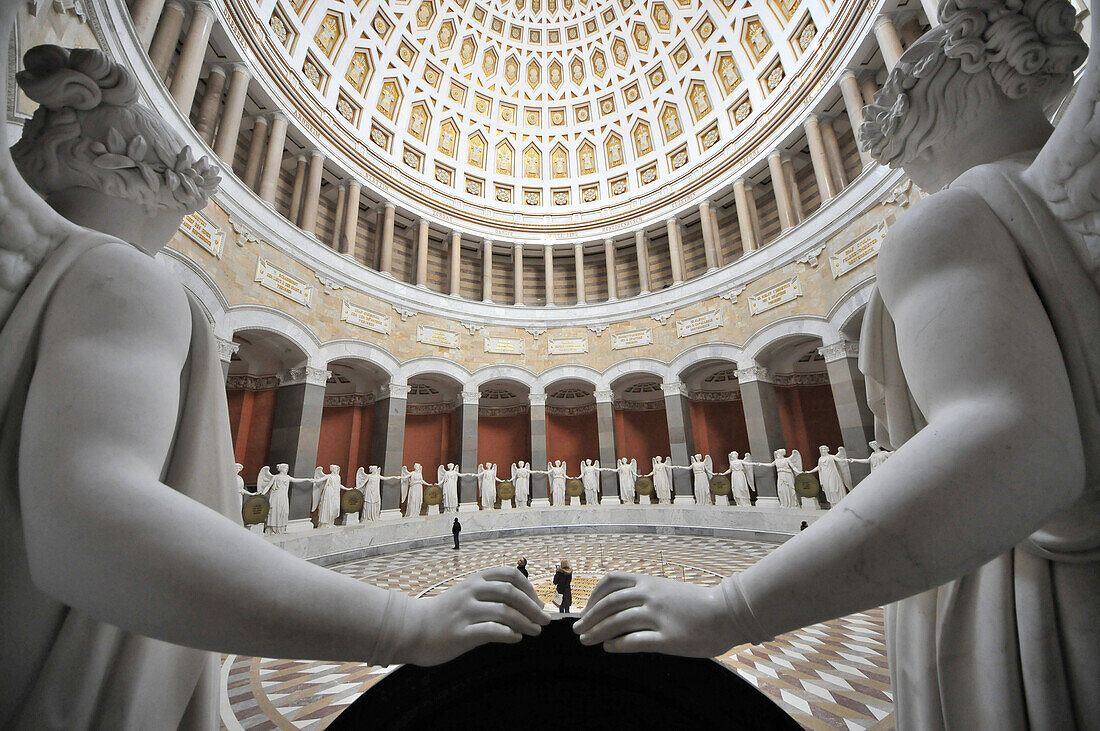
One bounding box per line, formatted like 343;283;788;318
573;572;744;657
398;567;549;666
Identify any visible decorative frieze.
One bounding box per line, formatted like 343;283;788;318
612;399;666;412
546;403;597;416
278;366;331;387
676;310;721;338
226;374;279;391
818;340;860;363
611;328;654;350
484;335;525;354
548;336;589;355
831;224;885;278
774;372;831;386
479;404;530;417
795;244;827;268
407;401;458;415
179;210;225;258
734;365;773;383
688;389;744;402
341;300;392;335
324;393;375;407
417;324;460;349
748;276;802;315
255;257;313;307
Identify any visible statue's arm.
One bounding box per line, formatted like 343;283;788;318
20;245;546;664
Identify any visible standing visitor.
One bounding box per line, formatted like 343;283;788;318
553;560;573;613
452;517;462;549
516;557;528;578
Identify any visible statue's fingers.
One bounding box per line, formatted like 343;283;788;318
476;600;543;636
572;590;643;634
462;621;523;647
582;572;639;610
577;607;656;646
603;630;664;654
478;566;544;606
474;581;549;626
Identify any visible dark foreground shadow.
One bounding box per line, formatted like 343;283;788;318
331;616;800;730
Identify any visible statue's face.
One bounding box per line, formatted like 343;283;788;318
370;466;379;474
776;449;786;458
235;463;243;472
730;451;738;460
869;441;879;451
331;465;340;473
819;446;828;455
277;463;289;473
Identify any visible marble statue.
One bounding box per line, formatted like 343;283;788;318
548;460;568;506
577;4;1100;728
438;463;461;513
756;449;801;509
580;459;601;506
234;462;248;517
400;463;425;517
357;466;382;521
312;465;344;528
0;34;547;729
511;461;531;507
848;440;893;472
261;463;311;534
651;456;674;504
726;451;755;507
689;454;713;506
616;457;638;504
478;462;498;509
806;446;852;506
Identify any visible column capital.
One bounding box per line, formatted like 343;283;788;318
840;68;858;82
529;392;547;407
594;390;615;403
767;150;783;161
514;242;524;251
461;390;481;405
634;229;646;241
450;230;463;241
873;12;897;29
268;110;288;124
384;382;411;399
215;336;239;363
483;238;494;246
164;0;187;13
698;199;712;211
804;112;820;126
279;365;331;387
205;63;228;78
295;152;310;163
660;381;686;397
383;201;396;210
818;340;860;363
189;1;215;19
343;178;363;190
573;242;584;251
734;365;773;384
665;216;678;226
229;62;252;77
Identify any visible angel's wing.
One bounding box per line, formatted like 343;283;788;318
1023;9;1100;258
256;467;274;495
790;450;803;474
744;454;756;492
703;454;713;477
593;459;600;470
837;447;853;490
437;464;445;485
629;458;637;475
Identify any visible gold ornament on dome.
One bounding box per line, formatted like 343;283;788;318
527;60;540;87
437;20;455;48
466;131;485;166
632;23;650;51
624;82;640;103
688;82;712;121
475;94;491;114
397;41;416;67
582;186;598;202
646;66;665;89
733;98;752;123
714;53;741;95
611;178;627;195
660;104;682;142
701;126;720;150
407;103;429;142
574;105;590;123
496;141;514;175
482;46;498;76
491;17;504;33
566;25;578;40
314;13;343;57
570;57;585;84
525;190;540;205
553;191;569;205
435;166;452;185
605;133;625;168
500;104;516;123
695;15;715;42
460;36;476;65
504;56;519;84
377;79;400;119
423;63;441;89
578;141;597;175
550;108;565;126
770;0;800;22
591;49;607;77
640;164;657;184
670;148;688;170
672;44;691;69
551;146;568;178
303;57;324;90
439;120;459;157
798;21;817;51
743;18;771;62
415;0;435;27
523;146;541;178
585;18;598;33
269;13;288;45
466;177;483;196
548;60;563;88
336;95;357;122
345;51;370;92
371;11;390;38
765;63;785;91
612;38;628;65
651;3;671;31
633;121;653;156
495;186;511;202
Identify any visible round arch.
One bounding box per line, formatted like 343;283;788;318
533;365;602;393
396;357;472;389
669;342;744;380
739;316;842;367
602;358;671;390
318;339;401;380
224;305;322;367
471;364;538;391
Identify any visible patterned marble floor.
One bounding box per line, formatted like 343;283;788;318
220;535;894;730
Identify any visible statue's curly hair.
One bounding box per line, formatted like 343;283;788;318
11;45;219;214
860;0;1087;167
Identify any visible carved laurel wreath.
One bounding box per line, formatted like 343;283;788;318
91;128;219;204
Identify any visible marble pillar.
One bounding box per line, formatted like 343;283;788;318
169;1;215;112
514;244;524;305
860;75;879;107
482;240;493;303
768;152;795;231
746;181;763;245
371;383;408;511
820;341;876;483
193;64;225;144
733;178;758;253
416;219;430;287
603;239;617;300
839;71;873;167
573;243;586;304
215;336;238;382
804;114;837;201
449;231;461;295
242;114;267;191
213;64;249;164
708;204;723;267
458;391;480;509
257;112;288;205
330;185;346;249
299;150;324;236
288;154;308;225
782;156;804;223
130;0;168;49
268;366;330;518
595;392;618;501
529;393;548;501
342;180;361;256
544;246;555;305
147;0;184;80
735;366;783;506
699;201;719;271
634;230;650;293
666;218;684;283
819;117;848;191
661;382;695;499
874;14;905;70
379;203;396;275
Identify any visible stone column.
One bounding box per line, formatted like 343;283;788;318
370;383;408;512
287;154;308;225
920;0;940;25
840;71;873;167
482;240;493;302
820;341;876;483
529;393;549;504
746;182;763;245
544;246;555;305
330;184;346;249
573;243;585;304
874;14;905;70
634;230;650;293
416;219;430;287
257;112;288;205
215;336;238;382
782;156;804;223
699;201;719;271
513;244;524;305
169;1;215;112
860;75;879;107
666;218;684;283
148;0;185;80
448;231;461;295
735;365;784;506
804;114;837;201
379;203;396;274
242;114;268;191
268;366;330;518
820;117;848;191
131;0;169;50
768;152;795;231
193;64;225;143
661;382;695;499
733;178;758;253
299;150;325;236
594;390;618;501
458;391;480;510
603;239;618;300
342;180;361;256
708;204;723;267
213;64;249;164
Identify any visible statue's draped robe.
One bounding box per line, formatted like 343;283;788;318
0;237;238;729
860;160;1100;729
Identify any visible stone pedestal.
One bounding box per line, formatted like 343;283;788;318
800;497;821;510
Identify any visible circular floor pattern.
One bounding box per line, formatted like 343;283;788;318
219;534;893;730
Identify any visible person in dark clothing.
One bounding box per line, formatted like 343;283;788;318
452;518;461;549
552;560;572;613
800;521;808;531
516;557;528;578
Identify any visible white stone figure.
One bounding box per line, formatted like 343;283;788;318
511;461;531;507
263;463;311;534
807;446;853;506
234;462;248;517
727;451;755;507
478;462;498;509
581;459;601;506
616;458;638;504
312;465;344;528
651;456;674;504
689;454;713;506
438;463;461;513
848;440;893;472
759;449;802;509
356;466;382;521
548;460;568;506
400;463;425;517
577;6;1100;727
0;37;548;728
